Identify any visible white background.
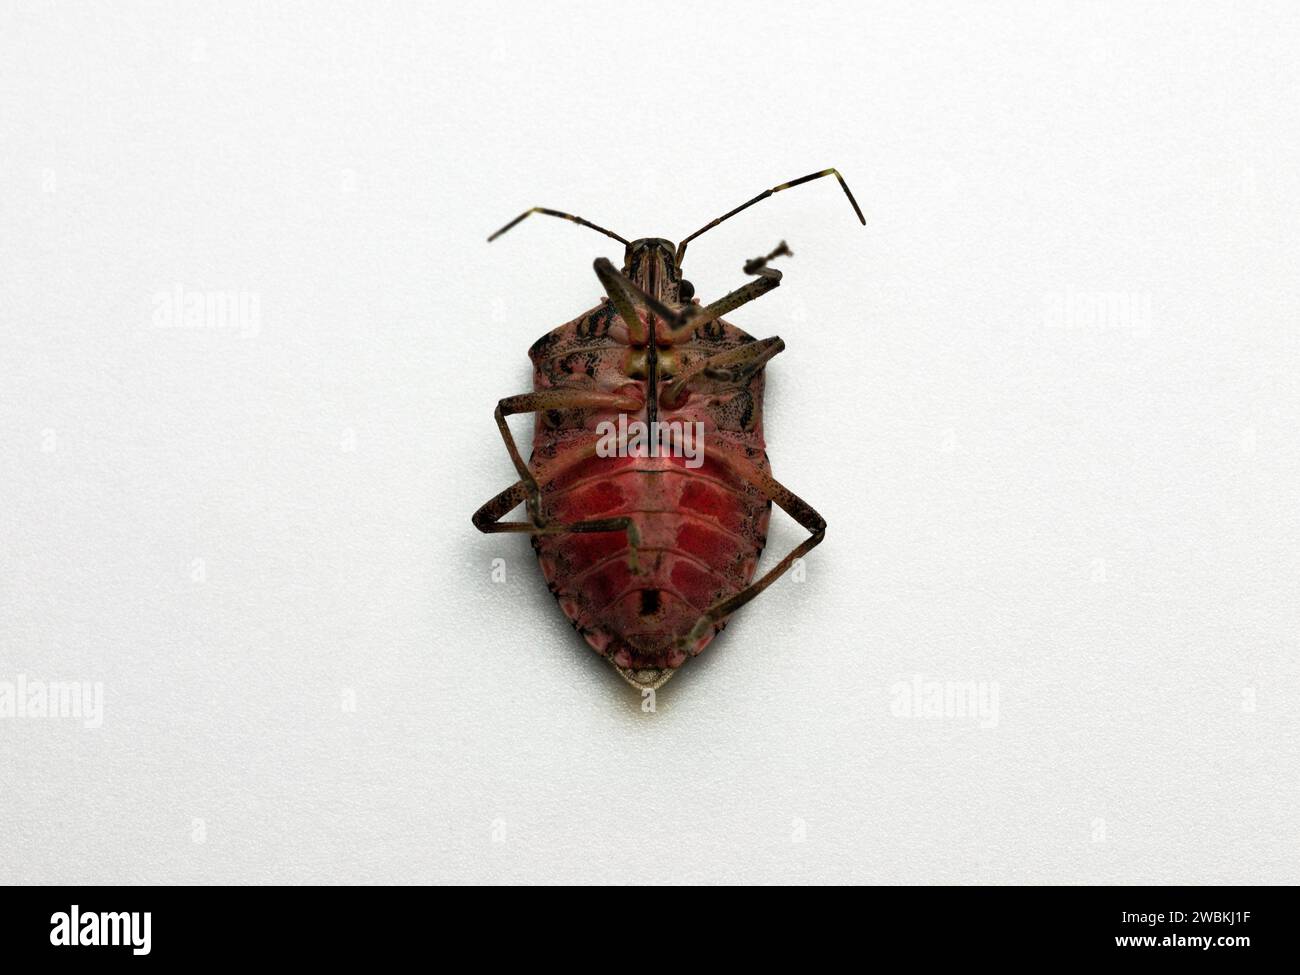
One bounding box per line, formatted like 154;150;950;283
2;1;1297;885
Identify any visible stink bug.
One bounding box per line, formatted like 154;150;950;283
473;168;865;690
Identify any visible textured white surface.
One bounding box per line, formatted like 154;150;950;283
1;1;1297;885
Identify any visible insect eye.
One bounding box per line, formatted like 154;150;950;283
677;279;695;301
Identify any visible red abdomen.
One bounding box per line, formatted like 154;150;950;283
526;301;772;685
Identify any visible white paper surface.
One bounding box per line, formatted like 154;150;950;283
1;1;1296;885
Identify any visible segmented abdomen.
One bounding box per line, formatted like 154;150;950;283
526;299;772;671
532;448;771;670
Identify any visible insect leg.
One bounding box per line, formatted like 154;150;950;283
659;336;786;408
489;389;636;493
593;245;788;342
471;478;533;533
592;257;689;344
471;388;645;570
677;449;826;651
667;242;789;342
473;478;644;574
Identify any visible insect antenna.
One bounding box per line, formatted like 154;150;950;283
675;168;865;264
487;207;629;246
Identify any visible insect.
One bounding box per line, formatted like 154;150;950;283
473;168;864;690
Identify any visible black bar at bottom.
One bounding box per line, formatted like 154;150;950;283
0;885;1289;963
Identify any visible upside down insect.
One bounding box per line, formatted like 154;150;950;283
473;168;864;690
